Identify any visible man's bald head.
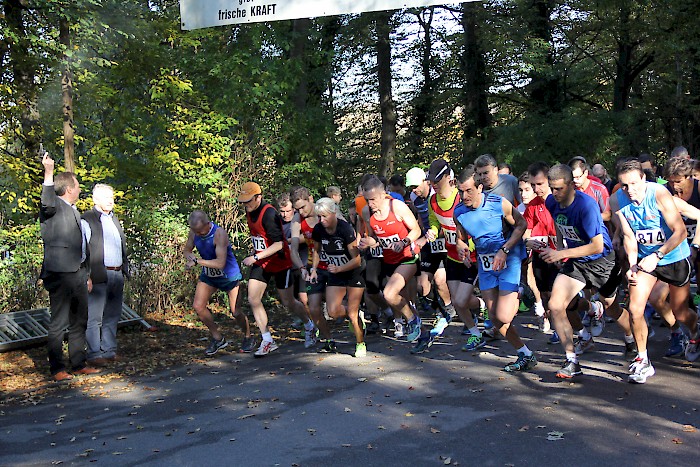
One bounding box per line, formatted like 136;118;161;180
591;164;607;179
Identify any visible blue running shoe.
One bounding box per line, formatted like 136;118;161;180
431;316;449;337
484;319;494;331
548;331;560;344
666;331;687;357
461;334;486;351
461;325;472;336
406;316;422;342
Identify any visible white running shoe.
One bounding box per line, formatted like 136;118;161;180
254;340;279;357
628;357;655;384
394;320;405;338
304;327;318;348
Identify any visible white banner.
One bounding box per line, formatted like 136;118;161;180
180;0;466;30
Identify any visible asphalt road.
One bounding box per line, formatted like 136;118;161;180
2;314;698;466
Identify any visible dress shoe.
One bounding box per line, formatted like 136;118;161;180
87;357;110;367
73;366;101;376
53;371;73;382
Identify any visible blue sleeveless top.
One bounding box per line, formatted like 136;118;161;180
193;223;242;280
454;193;525;259
616;183;689;266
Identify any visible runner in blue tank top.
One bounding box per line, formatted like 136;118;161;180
454;166;537;373
184;210;254;356
615;161;700;382
542;164;626;379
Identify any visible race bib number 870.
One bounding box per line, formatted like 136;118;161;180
479;253;496;271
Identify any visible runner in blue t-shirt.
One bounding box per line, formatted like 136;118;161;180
614;161;700;381
542;164;625;379
454;166;537;373
184;210;254;355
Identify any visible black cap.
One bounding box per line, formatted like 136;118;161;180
428;159;450;182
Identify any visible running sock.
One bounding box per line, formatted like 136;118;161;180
517;345;533;357
304;320;315;331
262;332;273;343
469;326;482;338
534;301;545;317
566;351;578;364
444;303;457;320
578;327;592;341
638;350;648;361
624;334;635;344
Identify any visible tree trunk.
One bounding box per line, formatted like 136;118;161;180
60;17;76;173
460;2;490;161
290;18;311;112
526;0;561;114
5;0;41;166
375;10;397;177
408;7;435;157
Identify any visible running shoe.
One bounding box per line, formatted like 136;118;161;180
240;336;256;353
431;316;449;337
205;336;228;356
538;315;551;333
665;331;687;357
574;337;595;355
484;319;494;331
354;342;367;358
628;357;655;384
254;340;278;357
624;341;638;361
461;334;486;352
556;360;582;379
590;301;605;337
394;320;406;338
461;325;472;336
685;336;700;362
503;352;538;372
318;340;338;353
581;313;591;328
410;336;433;354
481;304;490;323
483;327;497;339
406;316;422;342
304;326;318;348
548;331;561;345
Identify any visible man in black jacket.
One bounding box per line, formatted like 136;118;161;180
40;153;100;381
82;184;129;366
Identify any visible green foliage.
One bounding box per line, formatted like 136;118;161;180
0;222;44;313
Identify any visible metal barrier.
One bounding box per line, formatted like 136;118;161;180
0;304;151;352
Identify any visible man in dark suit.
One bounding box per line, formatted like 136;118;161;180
40;153;100;381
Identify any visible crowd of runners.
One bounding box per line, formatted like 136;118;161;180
184;148;700;384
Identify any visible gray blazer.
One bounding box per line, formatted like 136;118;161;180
39;184;86;276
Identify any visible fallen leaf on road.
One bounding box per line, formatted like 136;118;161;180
378;426;386;430
547;431;564;441
405;412;414;417
672;438;683;444
519;426;529;432
237;414;255;420
682;425;696;432
344;407;352;412
358;378;367;382
341;444;352;447
430;427;440;434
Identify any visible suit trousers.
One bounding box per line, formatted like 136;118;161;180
43;267;89;374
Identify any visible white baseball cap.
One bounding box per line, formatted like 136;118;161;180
406;167;427;187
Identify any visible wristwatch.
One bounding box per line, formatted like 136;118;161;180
500;246;510;255
691;244;700;250
193;257;198;265
253;253;260;261
654;250;664;260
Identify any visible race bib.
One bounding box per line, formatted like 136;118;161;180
636;228;665;246
369;245;383;258
252;236;267;252
557;224;582;242
378;234;401;249
318;249;329;263
479;253;496;271
429;238;447;253
444;230;457;245
326;254;349;267
203;267;224;278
